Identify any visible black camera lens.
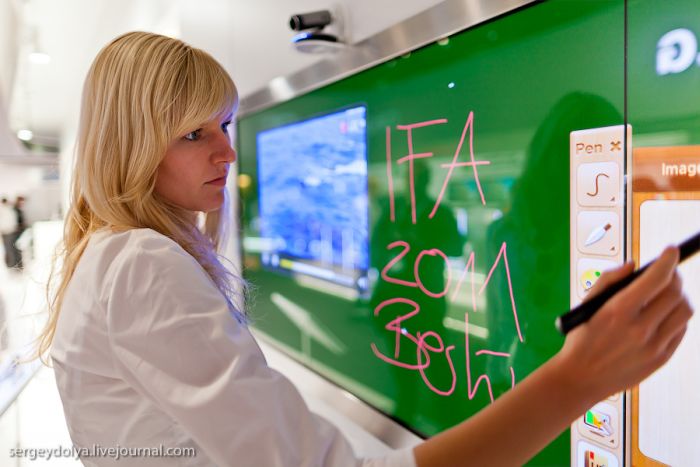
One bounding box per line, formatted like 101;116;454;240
289;10;332;31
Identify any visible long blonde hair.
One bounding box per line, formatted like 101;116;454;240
35;31;246;364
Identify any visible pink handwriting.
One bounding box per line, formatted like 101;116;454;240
373;112;521;404
418;331;457;396
385;113;491;224
431;112;490;217
380;241;419;288
414;248;452;298
480;242;523;342
372;241;522;398
396;119;447;224
464;312;516;402
371;299;516;399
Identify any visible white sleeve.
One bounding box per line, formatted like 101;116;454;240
105;234;417;467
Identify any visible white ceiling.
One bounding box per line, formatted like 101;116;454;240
1;0;444;149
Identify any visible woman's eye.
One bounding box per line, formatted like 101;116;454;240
184;129;202;141
221;120;232;133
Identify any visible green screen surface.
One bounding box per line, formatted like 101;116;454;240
628;0;700;144
238;1;624;464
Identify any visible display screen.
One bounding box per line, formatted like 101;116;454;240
239;2;625;465
255;106;368;289
238;0;699;465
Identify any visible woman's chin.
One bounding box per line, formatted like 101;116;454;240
201;196;225;213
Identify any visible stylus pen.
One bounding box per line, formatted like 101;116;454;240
556;230;700;335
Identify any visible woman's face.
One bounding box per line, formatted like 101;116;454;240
155;113;236;213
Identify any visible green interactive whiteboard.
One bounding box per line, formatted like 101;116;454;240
237;0;699;465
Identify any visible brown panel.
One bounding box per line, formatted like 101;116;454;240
632;146;700;193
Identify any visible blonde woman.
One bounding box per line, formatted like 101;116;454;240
38;31;692;467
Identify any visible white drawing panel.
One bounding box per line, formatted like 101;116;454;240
638;199;700;467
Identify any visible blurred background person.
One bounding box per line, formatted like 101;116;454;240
0;196;18;269
11;195;26;270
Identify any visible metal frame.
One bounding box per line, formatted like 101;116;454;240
239;0;539;117
238;0;540;449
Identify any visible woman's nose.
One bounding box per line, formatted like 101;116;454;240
219;144;236;163
214;134;237;163
227;146;237;163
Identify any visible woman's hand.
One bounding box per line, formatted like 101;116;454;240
414;246;694;467
553;246;693;404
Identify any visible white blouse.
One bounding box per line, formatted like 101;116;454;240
51;228;417;467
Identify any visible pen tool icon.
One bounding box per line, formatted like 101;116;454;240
585;223;611;246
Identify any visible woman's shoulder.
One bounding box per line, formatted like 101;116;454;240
91;227;199;281
84;227;220;311
92;227;185;258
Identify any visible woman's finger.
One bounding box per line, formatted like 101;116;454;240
617;246;679;311
638;271;684;332
657;323;689;368
649;298;693;355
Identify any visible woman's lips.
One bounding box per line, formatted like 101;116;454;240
206;176;227;186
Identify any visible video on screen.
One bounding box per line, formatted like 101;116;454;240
256;106;368;289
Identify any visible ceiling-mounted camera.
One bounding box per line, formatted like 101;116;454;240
289;8;346;54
